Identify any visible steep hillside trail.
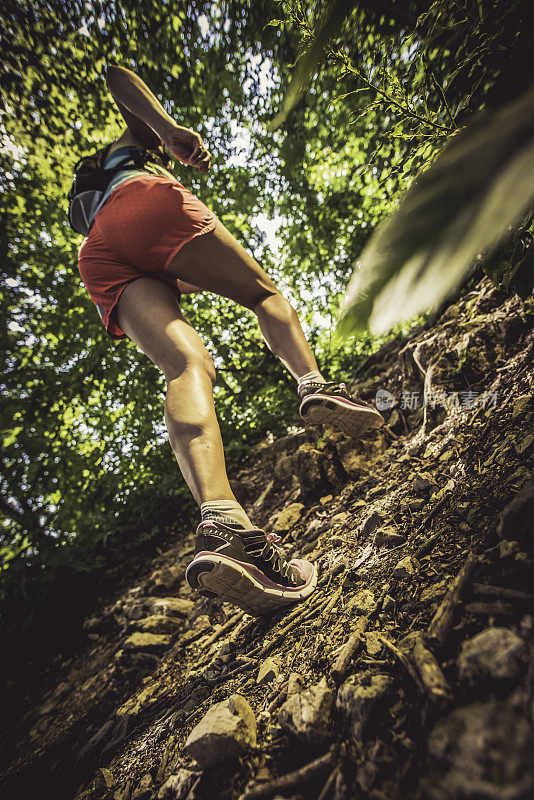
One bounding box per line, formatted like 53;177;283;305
2;276;534;800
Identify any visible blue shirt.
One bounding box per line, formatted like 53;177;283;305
93;145;176;216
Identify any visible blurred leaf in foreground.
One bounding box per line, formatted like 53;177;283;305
336;82;534;337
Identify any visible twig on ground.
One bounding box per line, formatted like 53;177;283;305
426;552;478;644
317;766;340;800
239;752;333;800
318;561;346;587
267;682;288;713
408;496;449;544
404;631;453;705
464;600;514;616
186;776;201;799
472;583;534;605
245;592;327;657
382;424;400;440
320;585;343;618
256;595;332;659
331;616;369;682
414;529;442;558
200;610;245;651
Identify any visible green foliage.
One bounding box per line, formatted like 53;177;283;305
272;0;534;337
337;84;534;336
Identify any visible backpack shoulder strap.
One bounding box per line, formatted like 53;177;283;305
71;143;113;174
98;143;114;168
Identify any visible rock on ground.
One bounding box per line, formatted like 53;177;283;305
157;770;198;799
273;503;306;532
128;615;182;635
184;694;256;767
278;677;333;744
422;700;534;800
123;632;172;652
457;627;527;686
336;673;394;741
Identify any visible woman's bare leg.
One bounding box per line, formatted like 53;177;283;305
166;219;321;381
113;277;236;506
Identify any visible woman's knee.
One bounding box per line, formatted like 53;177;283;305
253;289;296;320
161;342;216;386
251;287;285;313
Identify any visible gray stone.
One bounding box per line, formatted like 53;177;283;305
336;674;393;741
157;769;198;800
393;555;419;578
345;589;377;616
387;409;403;432
360;511;384;538
457;628;527;685
94;767;115;793
75;720;115;771
278;677;333;744
123;632;172;652
146;563;183;595
409;498;426;511
186;595;220;625
125;597;194;620
295;443;329;495
365;632;383;656
273;502;306;532
338;447;368;479
420;580;449;604
129;615;182;635
286;673;304;697
184;694;256;767
382;594;395;611
499;540;520;559
306;517;331;539
331;512;349;526
413;472;435;495
115;648;160;666
274;452;295;480
38;681;70;715
374;526;405;547
511;394;532;419
516;434;534;454
422;701;534;799
257;657;280;684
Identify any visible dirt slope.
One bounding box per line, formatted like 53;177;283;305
2;276;534;800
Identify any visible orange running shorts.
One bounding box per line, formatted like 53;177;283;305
77;174;217;339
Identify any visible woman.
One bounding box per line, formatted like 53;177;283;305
77;65;384;615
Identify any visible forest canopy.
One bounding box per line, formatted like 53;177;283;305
1;0;531;633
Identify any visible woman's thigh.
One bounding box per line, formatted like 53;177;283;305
165;218;280;311
113;277;215;383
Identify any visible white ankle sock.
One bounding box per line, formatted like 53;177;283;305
297;370;327;395
200;499;255;530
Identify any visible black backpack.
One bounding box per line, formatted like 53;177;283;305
67;143;173;236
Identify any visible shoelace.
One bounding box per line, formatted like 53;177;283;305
202;523;294;580
301;380;350;398
321;381;349;395
263;532;291;578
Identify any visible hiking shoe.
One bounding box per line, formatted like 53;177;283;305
298;380;385;437
185;521;317;616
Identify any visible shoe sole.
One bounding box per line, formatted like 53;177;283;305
300;396;385;437
185;555;318;616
